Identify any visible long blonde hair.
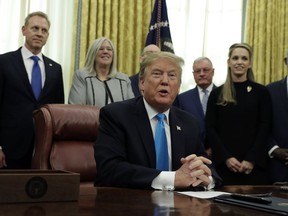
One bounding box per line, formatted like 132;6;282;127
218;43;255;106
83;37;117;78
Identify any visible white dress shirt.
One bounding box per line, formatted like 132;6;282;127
143;98;175;190
197;83;214;102
143;98;214;190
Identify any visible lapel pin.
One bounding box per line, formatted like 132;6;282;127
247;86;252;92
176;126;181;131
49;63;53;66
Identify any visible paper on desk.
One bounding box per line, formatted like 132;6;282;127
177;191;230;199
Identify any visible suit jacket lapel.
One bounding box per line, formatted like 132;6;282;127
191;87;204;117
193;84;217;117
280;76;288;111
169;107;186;170
13;49;36;100
134;98;156;168
40;55;53;100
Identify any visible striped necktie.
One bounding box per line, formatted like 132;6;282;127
202;89;209;114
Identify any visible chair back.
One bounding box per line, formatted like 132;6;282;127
31;104;100;184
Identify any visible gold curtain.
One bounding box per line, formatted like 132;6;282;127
245;0;288;84
70;0;154;86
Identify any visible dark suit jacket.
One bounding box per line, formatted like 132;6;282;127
173;85;216;146
267;76;288;182
94;97;222;189
129;73;141;97
0;48;64;161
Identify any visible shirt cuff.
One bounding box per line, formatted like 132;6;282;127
268;145;279;158
151;171;175;191
205;176;215;191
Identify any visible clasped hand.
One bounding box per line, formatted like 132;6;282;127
175;154;212;188
225;157;253;174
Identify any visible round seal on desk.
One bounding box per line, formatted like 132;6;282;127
25;177;48;199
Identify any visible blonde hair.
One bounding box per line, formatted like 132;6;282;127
139;51;184;83
83;37;117;78
218;43;255;105
25;11;51;29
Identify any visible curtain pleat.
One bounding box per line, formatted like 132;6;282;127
70;0;154;89
245;0;288;84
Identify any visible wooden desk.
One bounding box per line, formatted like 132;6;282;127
0;185;287;215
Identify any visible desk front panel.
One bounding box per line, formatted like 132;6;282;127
0;186;287;215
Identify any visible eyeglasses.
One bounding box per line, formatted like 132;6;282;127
193;68;212;74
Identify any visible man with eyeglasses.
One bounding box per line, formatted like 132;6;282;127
266;50;288;183
174;57;216;157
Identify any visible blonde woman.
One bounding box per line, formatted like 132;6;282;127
205;43;272;185
69;37;134;107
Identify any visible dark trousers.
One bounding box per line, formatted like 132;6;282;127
4;145;34;169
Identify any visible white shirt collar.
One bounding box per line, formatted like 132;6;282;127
143;98;170;123
21;46;43;62
197;83;214;93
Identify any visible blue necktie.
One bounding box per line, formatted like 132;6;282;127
31;56;42;100
202;89;209;114
153;206;169;216
155;113;169;171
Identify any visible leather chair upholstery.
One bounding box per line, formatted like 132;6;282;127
31;104;100;185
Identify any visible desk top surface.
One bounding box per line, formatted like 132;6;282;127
0;185;287;216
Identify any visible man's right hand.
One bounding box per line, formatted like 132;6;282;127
225;157;241;173
0;150;7;168
174;154;212;188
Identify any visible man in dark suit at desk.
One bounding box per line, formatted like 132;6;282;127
130;44;160;97
95;52;222;190
174;57;216;157
267;51;288;183
0;11;64;169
